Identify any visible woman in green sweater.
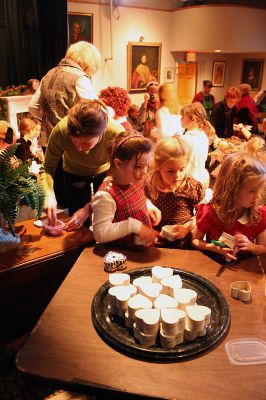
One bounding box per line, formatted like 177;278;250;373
41;99;124;230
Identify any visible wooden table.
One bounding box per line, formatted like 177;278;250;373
16;246;266;400
0;213;94;348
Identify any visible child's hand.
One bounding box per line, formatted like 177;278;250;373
137;224;159;247
171;224;190;240
234;232;255;253
149;206;161;226
211;243;238;261
64;204;91;231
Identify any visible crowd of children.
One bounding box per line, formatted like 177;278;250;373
1;71;266;262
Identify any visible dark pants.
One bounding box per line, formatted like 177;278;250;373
63;170;106;216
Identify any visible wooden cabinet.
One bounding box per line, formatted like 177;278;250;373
0;214;94;345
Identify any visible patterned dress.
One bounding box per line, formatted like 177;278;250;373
145;176;204;248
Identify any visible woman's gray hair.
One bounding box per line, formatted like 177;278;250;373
66;41;101;76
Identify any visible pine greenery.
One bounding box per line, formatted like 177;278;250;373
0;144;45;235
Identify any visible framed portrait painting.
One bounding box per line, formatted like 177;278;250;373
211;61;226;87
127;42;162;93
241;59;264;91
164;67;175;84
68;13;93;45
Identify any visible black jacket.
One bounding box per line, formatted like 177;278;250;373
210;100;236;138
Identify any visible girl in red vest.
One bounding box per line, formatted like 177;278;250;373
92;132;160;246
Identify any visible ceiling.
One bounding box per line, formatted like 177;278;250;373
108;0;266;11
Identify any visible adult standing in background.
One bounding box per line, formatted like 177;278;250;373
210;87;241;138
139;81;160;137
150;83;183;142
235;83;258;134
193;80;215;120
29;41;101;206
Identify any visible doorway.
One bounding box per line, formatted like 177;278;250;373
176;62;197;108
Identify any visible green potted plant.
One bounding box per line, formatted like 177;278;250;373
0;144;45;252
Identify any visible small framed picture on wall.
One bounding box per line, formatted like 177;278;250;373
241;59;264;91
68;13;93;46
164;67;175;83
211;61;226;87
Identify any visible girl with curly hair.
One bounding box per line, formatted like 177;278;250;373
192;152;266;260
99;86;133;131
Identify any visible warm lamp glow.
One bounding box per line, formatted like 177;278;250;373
186;52;196;62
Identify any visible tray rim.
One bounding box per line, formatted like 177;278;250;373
92;266;230;361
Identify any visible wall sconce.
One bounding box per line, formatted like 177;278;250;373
186;52;196;62
139;35;145;42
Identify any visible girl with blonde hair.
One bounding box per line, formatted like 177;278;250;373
193;152;266;260
145;136;204;248
181;102;211;187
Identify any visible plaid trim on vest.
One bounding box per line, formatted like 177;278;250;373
99;180;151;245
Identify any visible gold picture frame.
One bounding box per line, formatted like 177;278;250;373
241;59;264;91
68;12;93;46
127;42;162;93
211;61;226;87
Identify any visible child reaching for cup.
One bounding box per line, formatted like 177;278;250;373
192;152;266;260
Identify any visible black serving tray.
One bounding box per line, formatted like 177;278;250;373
91;267;230;361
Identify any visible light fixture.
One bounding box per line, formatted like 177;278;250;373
186;52;196;62
214;49;222;53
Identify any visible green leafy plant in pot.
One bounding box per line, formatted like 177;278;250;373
0;144;45;252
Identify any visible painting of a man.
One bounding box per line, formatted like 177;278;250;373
131;54;155;89
68;13;93;45
241;59;264;91
128;43;161;92
70;21;87;44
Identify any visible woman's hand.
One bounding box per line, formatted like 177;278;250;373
45;193;57;226
64;204;91;231
136;224;159;247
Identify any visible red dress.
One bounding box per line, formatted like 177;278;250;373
196;204;266;242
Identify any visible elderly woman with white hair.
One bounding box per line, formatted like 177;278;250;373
29;41;101;148
28;41;102;208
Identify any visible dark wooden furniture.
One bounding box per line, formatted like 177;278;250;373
0;213;94;350
16;246;266;400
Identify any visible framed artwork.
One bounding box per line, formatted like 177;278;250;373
164;67;175;83
241;59;264;91
68;12;93;45
211;61;226;87
127;42;162;93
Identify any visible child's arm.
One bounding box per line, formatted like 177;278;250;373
146;199;161;226
192;228;237;260
92;191;158;245
234;231;266;255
